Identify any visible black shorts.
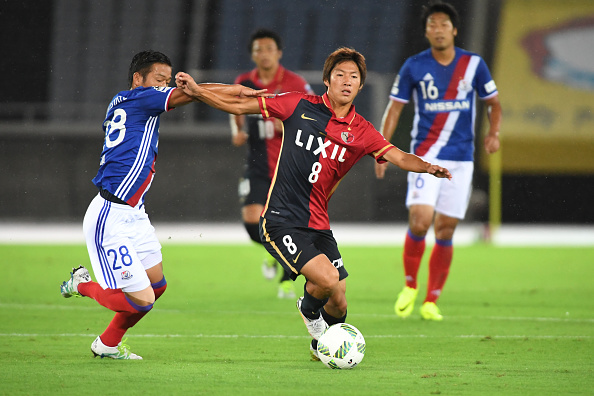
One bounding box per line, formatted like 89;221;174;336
259;217;348;281
238;175;271;206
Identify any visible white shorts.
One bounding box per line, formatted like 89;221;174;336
405;160;474;219
83;194;162;292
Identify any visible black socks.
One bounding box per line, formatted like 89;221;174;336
301;284;329;320
321;308;347;326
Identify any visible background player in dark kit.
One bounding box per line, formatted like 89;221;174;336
231;29;314;298
175;47;451;360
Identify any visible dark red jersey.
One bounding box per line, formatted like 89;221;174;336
258;92;394;230
235;66;313;180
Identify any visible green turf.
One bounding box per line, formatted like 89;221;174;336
1;243;593;395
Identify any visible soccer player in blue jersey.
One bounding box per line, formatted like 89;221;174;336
176;47;452;360
375;1;502;321
231;29;314;298
59;50;265;359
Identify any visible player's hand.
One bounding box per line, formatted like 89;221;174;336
175;72;193;88
238;86;268;98
484;132;500;154
272;118;283;132
232;131;248;147
428;164;452;180
375;162;389;179
175;72;198;95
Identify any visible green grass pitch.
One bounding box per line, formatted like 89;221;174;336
1;243;593;395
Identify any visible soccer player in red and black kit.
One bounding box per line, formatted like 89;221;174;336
231;29;314;298
176;47;451;361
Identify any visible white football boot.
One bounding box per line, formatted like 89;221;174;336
60;266;92;298
91;336;143;360
296;297;328;340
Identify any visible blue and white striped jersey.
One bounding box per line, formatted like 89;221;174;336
92;86;175;207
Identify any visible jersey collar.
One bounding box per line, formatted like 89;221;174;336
321;92;357;126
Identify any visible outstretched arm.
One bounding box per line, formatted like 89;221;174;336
175;72;264;115
382;147;451;180
375;100;406;179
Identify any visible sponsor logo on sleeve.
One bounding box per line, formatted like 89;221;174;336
390;75;401;96
484;80;497;94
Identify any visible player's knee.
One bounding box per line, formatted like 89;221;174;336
433;218;458;240
244;222;262;244
409;208;433;235
435;229;455;240
335;304;347;318
152;276;167;300
409;218;431;235
125;287;156;308
316;270;340;297
137;302;154;312
324;293;347;319
124;294;154;313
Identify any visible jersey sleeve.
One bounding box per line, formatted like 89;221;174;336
258;92;304;121
363;121;395;163
137;86;176;114
389;59;414;103
474;57;498;100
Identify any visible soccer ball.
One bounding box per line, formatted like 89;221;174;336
316;323;366;369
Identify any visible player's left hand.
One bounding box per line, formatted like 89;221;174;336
238;86;268;98
272;118;283;132
374;162;389;179
175;72;198;94
484;132;500;154
428;164;452;180
232;130;248;147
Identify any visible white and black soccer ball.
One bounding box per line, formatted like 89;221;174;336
316;323;366;369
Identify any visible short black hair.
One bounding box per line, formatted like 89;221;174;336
128;50;172;88
248;29;283;52
421;1;460;32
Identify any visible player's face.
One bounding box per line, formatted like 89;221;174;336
324;61;362;107
143;63;173;87
425;12;457;51
251;38;282;71
133;63;172;89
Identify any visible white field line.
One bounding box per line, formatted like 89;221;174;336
1;302;593;323
0;333;591;339
1;222;593;246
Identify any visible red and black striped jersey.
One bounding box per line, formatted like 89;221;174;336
235;66;313;180
258;92;394;230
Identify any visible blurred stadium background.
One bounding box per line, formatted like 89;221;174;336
0;0;593;241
